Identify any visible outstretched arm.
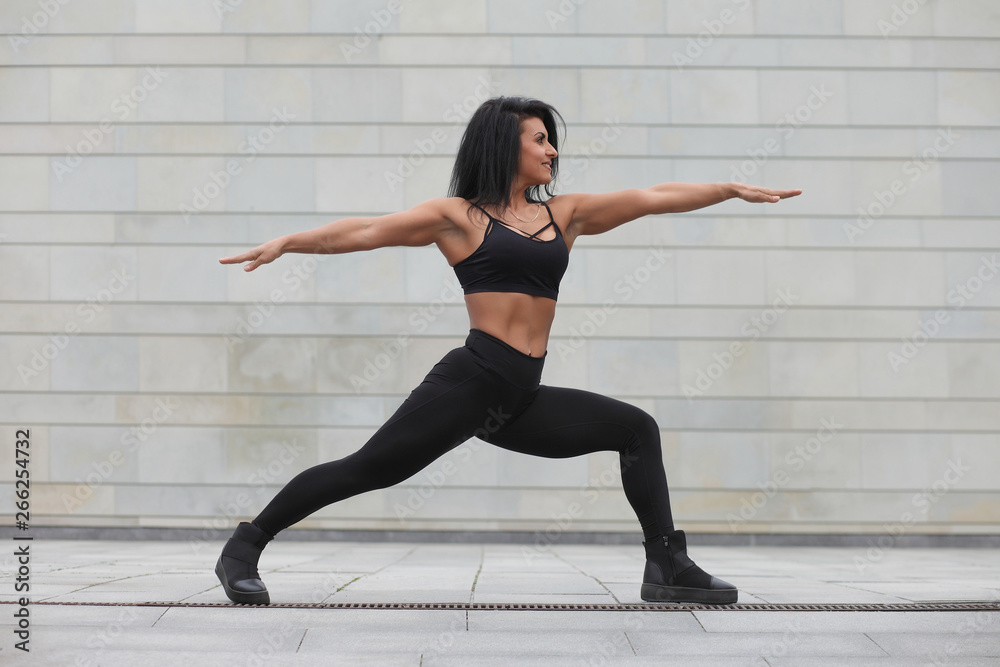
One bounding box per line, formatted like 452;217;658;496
218;198;456;272
564;182;802;238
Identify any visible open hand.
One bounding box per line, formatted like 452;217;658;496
733;183;802;203
218;238;285;272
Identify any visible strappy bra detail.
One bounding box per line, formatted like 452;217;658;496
487;215;557;242
453;200;570;301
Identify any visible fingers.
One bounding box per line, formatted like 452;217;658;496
734;183;802;204
761;187;802;199
750;186;802;203
218;252;252;264
218;250;260;270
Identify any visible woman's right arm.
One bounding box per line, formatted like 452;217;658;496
219;198;458;272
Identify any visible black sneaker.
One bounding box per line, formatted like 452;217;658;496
640;529;738;604
215;521;272;605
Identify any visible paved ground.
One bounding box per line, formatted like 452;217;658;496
1;538;997;665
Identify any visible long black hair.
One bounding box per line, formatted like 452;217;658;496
447;96;566;218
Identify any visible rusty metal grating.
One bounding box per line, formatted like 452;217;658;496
4;600;998;612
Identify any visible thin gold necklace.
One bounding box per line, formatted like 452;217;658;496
509;202;541;223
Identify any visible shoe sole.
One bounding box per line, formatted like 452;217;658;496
641;582;738;605
215;556;270;605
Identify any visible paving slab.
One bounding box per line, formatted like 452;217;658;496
15;624;307;655
0;539;997;665
767;660;1000;667
153;607;469;631
469;593;618;604
626;631;888;658
296;627;639;658
866;631;1000;658
423;659;762;667
2;648;418;667
465;609;704;632
692;609;1000;634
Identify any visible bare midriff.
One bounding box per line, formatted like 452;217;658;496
464;291;557;358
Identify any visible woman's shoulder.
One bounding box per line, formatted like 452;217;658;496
424;197;480;222
541;193;580;205
432;197;493;234
539;193;582;219
437;194;580;225
440;197;485;213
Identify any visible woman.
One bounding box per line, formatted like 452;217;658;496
216;96;801;606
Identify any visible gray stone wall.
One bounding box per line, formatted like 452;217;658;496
1;0;998;537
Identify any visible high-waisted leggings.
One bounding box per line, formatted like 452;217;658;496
252;328;674;541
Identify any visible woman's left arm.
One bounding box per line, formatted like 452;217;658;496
564;182;802;238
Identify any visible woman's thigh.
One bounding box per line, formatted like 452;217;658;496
487;384;659;459
253;345;529;535
348;346;521;477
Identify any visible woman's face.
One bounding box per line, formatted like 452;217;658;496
517;116;558;187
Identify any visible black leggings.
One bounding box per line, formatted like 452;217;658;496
252;328;674;541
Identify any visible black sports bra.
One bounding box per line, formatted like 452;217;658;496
452;200;569;301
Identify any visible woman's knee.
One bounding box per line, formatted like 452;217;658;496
622;408;661;453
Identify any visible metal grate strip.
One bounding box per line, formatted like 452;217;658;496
3;600;998;612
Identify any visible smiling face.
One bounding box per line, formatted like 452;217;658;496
517;116;558;188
